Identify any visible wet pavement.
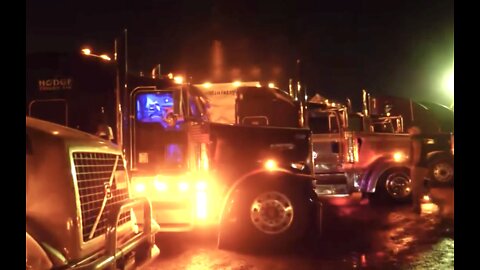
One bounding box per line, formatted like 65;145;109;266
141;186;454;270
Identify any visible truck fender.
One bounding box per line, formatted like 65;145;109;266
219;168;317;225
361;157;410;193
426;150;453;162
26;232;53;270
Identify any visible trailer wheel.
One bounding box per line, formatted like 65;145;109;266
428;157;454;185
218;183;311;250
370;168;412;204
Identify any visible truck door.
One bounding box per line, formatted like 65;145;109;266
308;109;350;194
309;110;344;173
130;87;188;174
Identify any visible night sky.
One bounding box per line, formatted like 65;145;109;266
26;0;454;108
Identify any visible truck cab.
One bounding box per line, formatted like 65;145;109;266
128;84;214;232
26;117;159;270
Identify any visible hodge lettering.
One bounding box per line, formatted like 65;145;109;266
38;78;72;91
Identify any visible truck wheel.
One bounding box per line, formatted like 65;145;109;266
371;168;412;204
429;157;454;185
218;183;311;250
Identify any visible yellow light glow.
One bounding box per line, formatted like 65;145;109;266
167;73;174;79
196;181;207;191
174;76;184;84
179;182;189;191
444;71;454;95
203;82;212;88
154;180;167;191
393;152;404;162
268;82;275;88
264;159;278;171
203;157;209;171
331;102;336;107
233;81;242;87
423;195;431;202
52;131;59;135
256;83;262;88
100;54;111;61
135;183;146;193
196;191;207;220
421;202;439;215
81;48;91;55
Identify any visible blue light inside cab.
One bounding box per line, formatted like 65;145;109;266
136;92;179;128
165;144;184;165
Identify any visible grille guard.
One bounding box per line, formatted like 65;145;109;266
66;197;158;270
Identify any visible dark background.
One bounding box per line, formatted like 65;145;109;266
26;0;454;109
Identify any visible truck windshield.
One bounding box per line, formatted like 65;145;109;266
136;91;181;127
308;112;339;134
372;122;394;133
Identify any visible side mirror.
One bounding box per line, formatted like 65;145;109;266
96;124;114;141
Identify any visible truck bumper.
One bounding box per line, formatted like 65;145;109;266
65;198;159;270
151;201;195;232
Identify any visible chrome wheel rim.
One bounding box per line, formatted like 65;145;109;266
433;162;454;183
250;191;294;234
385;172;411;199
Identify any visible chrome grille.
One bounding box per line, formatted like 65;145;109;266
73;152;131;242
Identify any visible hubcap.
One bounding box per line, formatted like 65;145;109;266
250;191;294;234
433;162;454;183
385;172;411;199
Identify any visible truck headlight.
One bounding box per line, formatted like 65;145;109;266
154;180;167;191
135;183;146;193
179;182;189;192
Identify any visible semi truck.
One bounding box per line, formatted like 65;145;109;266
26;117;159;270
367;94;454;184
307;90;454;203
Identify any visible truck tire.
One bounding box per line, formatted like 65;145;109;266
428;157;454;185
218;182;311;251
370;168;412;204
